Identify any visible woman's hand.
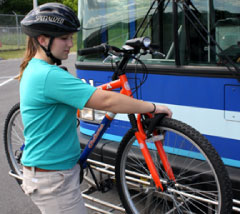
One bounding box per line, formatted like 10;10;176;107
154;105;173;118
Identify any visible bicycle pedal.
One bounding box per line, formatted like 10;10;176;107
83;186;98;195
100;179;113;193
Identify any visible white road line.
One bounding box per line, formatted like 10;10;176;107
0;76;15;79
0;75;18;87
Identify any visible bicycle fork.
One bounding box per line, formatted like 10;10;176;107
135;114;175;191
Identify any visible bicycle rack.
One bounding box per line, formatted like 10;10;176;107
80;159;125;213
8;159;240;213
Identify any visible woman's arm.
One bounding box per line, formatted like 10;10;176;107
85;89;172;117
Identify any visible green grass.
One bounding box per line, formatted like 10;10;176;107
0;49;25;59
0;45;77;60
0;34;78;60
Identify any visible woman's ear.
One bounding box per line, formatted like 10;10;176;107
37;35;50;48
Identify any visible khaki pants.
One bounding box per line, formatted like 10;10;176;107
21;164;87;214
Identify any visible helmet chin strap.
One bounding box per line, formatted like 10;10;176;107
36;37;62;65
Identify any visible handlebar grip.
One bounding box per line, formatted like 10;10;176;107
78;44;107;56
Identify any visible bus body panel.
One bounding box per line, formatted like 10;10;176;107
76;67;240;168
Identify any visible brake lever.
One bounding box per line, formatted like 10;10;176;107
148;47;166;58
153;51;166;58
103;53;120;64
145;113;167;138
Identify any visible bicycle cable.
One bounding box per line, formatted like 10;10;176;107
131;55;149;98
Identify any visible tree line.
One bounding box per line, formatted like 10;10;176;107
0;0;77;15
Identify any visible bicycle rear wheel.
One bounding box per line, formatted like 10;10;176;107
3;102;23;185
115;117;232;214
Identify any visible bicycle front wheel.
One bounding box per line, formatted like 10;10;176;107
3;102;24;185
115;117;232;214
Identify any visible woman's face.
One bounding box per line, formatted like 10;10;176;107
51;33;74;60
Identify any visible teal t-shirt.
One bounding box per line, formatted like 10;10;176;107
20;58;96;170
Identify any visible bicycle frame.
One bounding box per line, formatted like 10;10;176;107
79;73;175;191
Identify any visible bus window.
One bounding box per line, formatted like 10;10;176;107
179;0;240;66
215;0;240;65
78;0;240;67
178;1;209;65
78;0;176;64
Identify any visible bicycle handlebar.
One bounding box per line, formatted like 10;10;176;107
78;44;109;56
78;37;160;57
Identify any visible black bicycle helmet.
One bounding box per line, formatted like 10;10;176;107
21;3;80;65
21;3;80;37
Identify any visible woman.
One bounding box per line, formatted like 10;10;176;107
19;3;172;214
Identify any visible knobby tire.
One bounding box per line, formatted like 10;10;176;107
3;102;23;185
115;117;232;214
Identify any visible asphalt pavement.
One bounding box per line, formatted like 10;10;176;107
0;53;122;214
0;56;39;213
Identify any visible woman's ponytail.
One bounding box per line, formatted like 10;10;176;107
18;37;38;80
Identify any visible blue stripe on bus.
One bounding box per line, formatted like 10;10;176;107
76;69;240;111
80;123;240;168
81;126;123;143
